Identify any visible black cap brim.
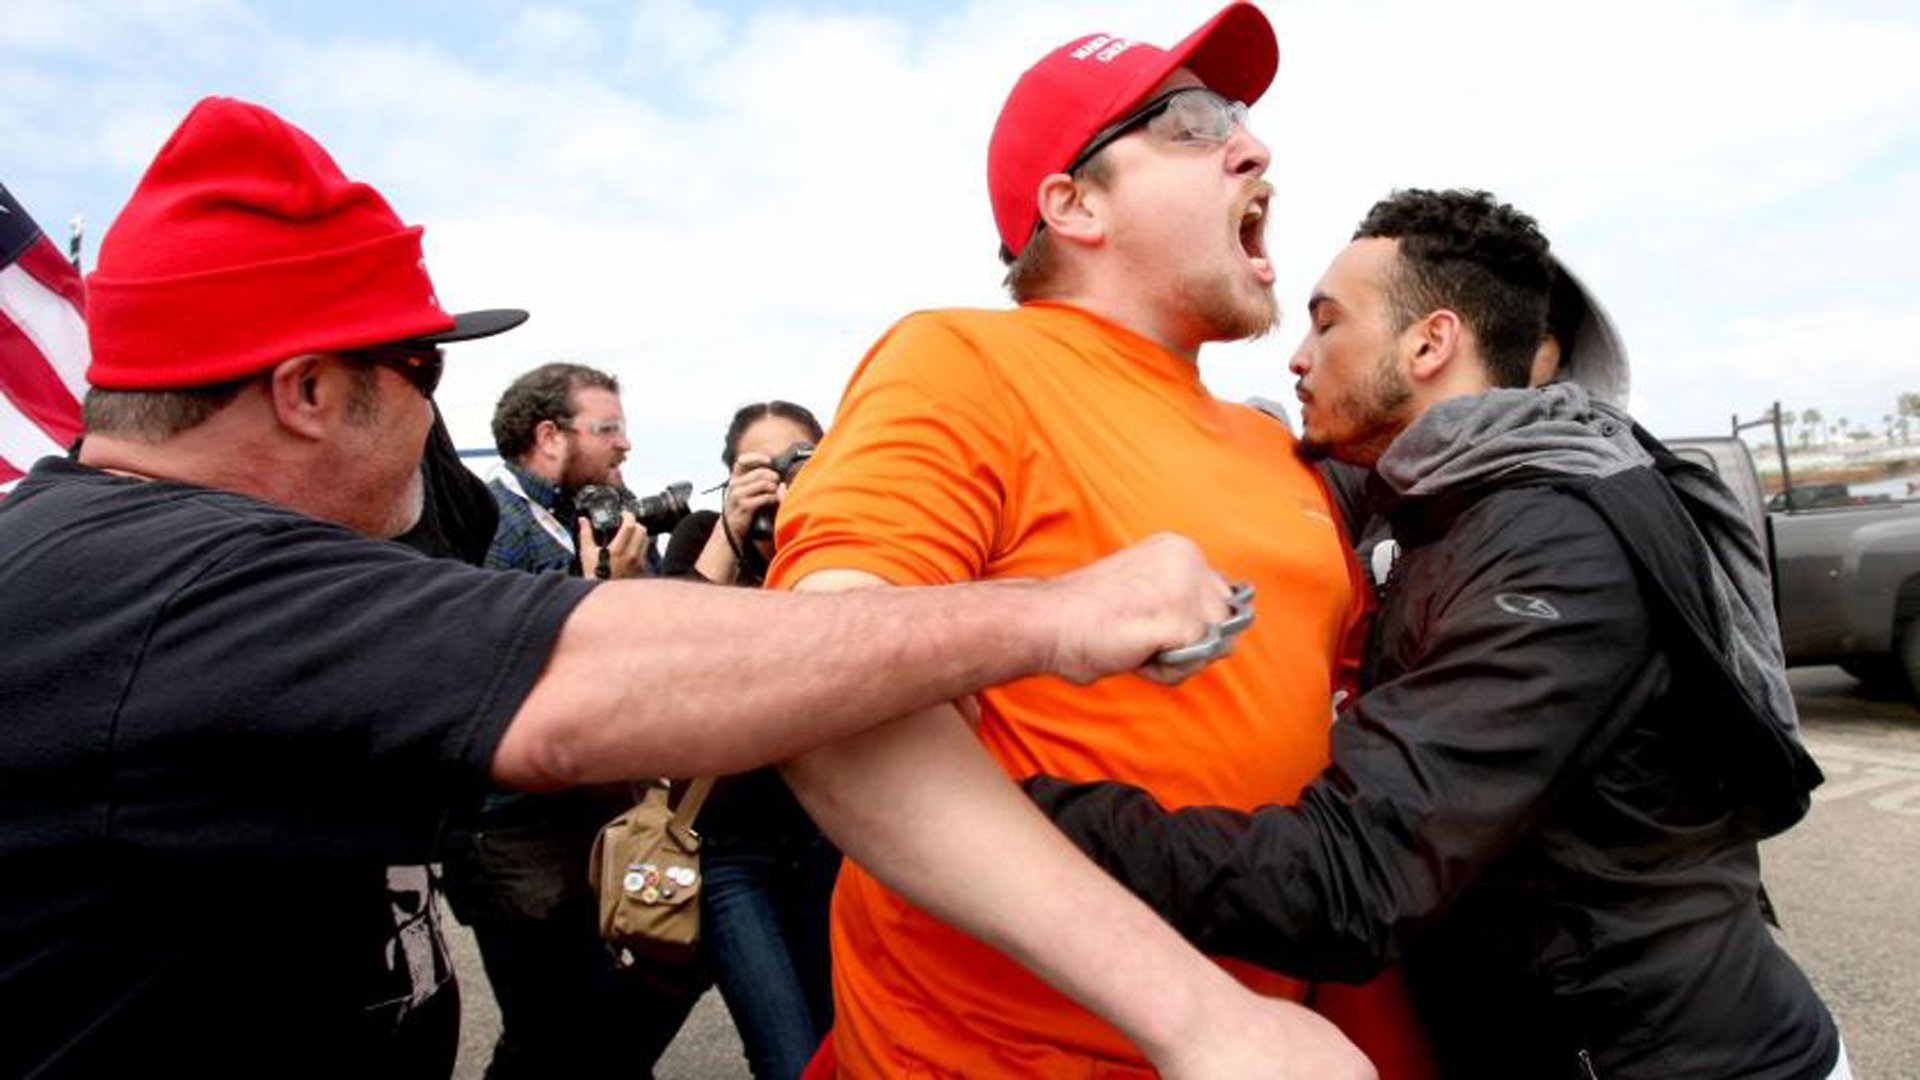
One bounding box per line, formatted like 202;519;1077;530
406;308;529;345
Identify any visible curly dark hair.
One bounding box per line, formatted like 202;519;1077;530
721;401;824;467
491;362;620;460
1353;189;1552;389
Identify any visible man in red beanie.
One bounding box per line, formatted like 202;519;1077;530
0;95;1268;1078
766;4;1413;1077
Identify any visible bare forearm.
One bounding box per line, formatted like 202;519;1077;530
782;709;1235;1063
493;578;1051;785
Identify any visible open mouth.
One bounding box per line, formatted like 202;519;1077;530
1239;191;1273;282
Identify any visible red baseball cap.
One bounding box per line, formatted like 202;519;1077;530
988;2;1279;261
86;96;526;390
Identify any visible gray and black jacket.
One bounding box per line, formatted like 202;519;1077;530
1030;385;1838;1079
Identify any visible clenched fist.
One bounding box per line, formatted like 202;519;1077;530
1035;533;1251;686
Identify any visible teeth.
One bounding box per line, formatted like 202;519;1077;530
1245;202;1265;221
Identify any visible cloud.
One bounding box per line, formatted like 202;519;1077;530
508;6;607;69
4;0;1917;499
628;0;732;74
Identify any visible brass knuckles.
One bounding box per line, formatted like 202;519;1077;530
1152;583;1256;666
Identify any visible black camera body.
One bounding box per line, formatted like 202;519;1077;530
749;441;814;541
576;481;693;546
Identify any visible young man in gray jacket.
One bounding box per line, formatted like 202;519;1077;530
1031;188;1844;1079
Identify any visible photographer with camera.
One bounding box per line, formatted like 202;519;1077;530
482;362;648;580
442;362;709;1079
577;471;693;580
659;402;834;1078
665;401;818;587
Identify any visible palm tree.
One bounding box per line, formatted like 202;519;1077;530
1899;392;1920;445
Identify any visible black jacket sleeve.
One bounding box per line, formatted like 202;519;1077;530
1029;489;1660;982
660;510;721;579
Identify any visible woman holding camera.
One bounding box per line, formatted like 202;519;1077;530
667;402;817;588
660;401;838;1080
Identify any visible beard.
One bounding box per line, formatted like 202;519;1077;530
1298;350;1413;465
1176;268;1278;344
559;449;619;492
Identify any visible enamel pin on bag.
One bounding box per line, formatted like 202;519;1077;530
589;778;714;965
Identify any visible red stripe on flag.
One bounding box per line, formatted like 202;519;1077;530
0;311;83;447
16;237;85;311
1;185;86;496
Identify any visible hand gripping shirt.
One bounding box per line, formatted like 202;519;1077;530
768;303;1392;1076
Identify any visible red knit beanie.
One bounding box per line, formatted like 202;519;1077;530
86;96;522;389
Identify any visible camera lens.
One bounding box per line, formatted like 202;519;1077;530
635;482;693;536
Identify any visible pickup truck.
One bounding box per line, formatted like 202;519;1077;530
1668;436;1920;701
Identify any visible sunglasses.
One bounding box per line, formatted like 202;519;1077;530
343;343;444;398
1066;87;1250;176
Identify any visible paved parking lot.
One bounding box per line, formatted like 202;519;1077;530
1758;667;1920;1079
450;666;1919;1078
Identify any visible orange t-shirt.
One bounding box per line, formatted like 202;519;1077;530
770;303;1389;1076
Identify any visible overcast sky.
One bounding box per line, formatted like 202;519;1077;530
5;0;1916;499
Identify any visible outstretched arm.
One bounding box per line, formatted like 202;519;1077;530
780;568;1375;1080
494;533;1228;786
1031;497;1657;981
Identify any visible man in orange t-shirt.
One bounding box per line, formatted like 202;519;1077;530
769;5;1423;1078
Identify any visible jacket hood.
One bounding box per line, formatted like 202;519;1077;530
1377;383;1647;499
1546;259;1631;409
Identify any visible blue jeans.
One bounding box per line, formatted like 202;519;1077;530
702;833;841;1080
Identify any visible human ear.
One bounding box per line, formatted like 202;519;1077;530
1529;334;1564;387
266;355;330;439
1408;310;1463;381
1035;173;1104;247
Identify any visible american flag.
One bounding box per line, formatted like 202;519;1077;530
0;182;87;496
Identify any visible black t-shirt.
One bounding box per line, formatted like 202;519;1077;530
0;459;594;1078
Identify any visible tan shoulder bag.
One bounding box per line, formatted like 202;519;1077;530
587;777;715;965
